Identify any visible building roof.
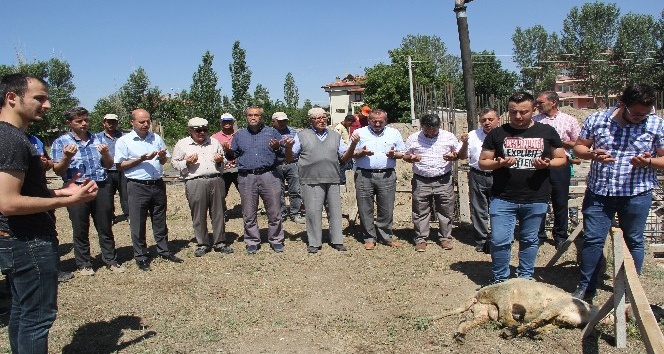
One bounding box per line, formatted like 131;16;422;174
322;73;366;89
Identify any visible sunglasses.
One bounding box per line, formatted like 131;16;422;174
193;127;208;133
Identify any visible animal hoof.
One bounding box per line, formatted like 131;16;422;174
453;332;466;344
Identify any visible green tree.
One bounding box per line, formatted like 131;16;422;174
119;67;161;114
283;72;299;108
189;51;222;120
89;93;128;132
512;25;561;92
561;2;621;105
654;10;664;90
253;84;271;107
229;41;252;123
364;63;409;121
471;50;518;101
153;94;189;144
613;13;659;88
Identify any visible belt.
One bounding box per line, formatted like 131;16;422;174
75;180;107;186
186;173;222;181
357;168;394;173
414;172;451;180
106;170;120;173
127;178;163;185
470;168;492;177
239;166;275;175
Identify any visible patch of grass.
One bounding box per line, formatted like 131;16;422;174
643;266;664;281
413;317;431;331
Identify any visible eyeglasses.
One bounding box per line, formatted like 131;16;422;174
193;128;208;133
625;106;650;119
311;116;327;121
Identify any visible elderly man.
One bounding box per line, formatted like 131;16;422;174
52;107;124;275
172;117;232;257
572;84;664;303
403;114;467;252
466;108;500;252
115;109;183;271
211;113;239;214
96;113;129;223
284;108;358;253
479;92;566;285
0;73;98;354
272;111;304;223
534;91;581;248
352;109;406;250
224;106;285;254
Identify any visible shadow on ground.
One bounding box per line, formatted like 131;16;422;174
61;315;156;354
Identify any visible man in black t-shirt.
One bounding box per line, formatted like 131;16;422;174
478;92;566;285
0;73;98;353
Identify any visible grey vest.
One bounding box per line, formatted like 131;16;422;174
297;129;342;184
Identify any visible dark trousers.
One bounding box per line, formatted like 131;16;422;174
469;170;492;246
222;171;239;209
237;170;284;246
107;170;128;216
66;181;118;267
127;180;171;262
539;163;571;243
277;163;302;216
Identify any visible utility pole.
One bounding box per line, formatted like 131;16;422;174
407;56;423;126
454;0;477;131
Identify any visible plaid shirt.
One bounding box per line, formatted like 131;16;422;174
405;129;462;177
51;132;108;183
534;111;580;157
95;130;123;170
581;107;664;196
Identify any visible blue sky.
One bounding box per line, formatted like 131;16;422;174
1;1;661;110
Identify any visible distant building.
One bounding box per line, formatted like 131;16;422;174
554;75;618;109
322;74;365;125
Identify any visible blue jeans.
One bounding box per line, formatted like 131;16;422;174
489;198;547;282
579;190;651;295
1;235;59;354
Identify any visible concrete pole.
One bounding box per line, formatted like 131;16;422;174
454;0;477;131
408;56;417;125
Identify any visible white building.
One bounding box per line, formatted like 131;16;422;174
322;74;365;125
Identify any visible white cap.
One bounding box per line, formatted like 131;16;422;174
272;112;288;121
103;113;119;121
187;117;208;128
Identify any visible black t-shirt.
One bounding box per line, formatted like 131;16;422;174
482;121;563;203
0;122;56;237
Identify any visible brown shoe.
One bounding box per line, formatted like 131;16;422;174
364;241;376;250
438;239;453;250
415;242;426;252
385;241;402;248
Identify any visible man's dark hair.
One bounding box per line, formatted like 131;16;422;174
479;107;497;117
508;92;535;105
64;107;89;121
0;73;48;107
540;91;559;104
344;114;355;122
620;84;656;107
420;114;441;127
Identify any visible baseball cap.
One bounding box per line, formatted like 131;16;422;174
220;113;235;122
361;106;371;115
272;112;289;121
188;117;209;128
103;113;119;121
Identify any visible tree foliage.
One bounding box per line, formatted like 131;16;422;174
512;25;560;92
471;50;518;109
119;67;161;114
283;72;299;108
189;51;222;120
613;13;660;89
229;41;252;123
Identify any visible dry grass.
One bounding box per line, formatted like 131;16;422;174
1;160;662;354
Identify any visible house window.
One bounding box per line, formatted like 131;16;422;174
353;94;363;102
335;109;346;114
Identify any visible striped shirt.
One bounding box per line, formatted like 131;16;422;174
405;129;462;177
581;107;664;196
51;132;108;183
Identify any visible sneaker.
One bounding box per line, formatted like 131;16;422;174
194;246;210;257
246;245;258;255
571;286;587;300
291;215;306;224
271;244;285;253
213;244;234;254
307;245;319;254
78;266;95;276
58;271;74;282
331;244;347;252
415;242;427;252
438;239;453;250
107;263;126;273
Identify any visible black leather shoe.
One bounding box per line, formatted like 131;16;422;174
159;254;184;263
136;260;151;271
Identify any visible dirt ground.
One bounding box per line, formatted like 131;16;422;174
1;143;663;353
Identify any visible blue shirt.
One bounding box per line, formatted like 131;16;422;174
51;132;108;183
95;130;124;170
114;130;170;180
291;126;348;157
28;134;46;155
353;126;406;169
230;125;282;170
275;126;296;164
580;107;664;196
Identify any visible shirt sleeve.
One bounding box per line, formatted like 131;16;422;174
291;134;302;157
170;140;188;171
338;138;349;157
114;138;129;163
393;130;406;151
